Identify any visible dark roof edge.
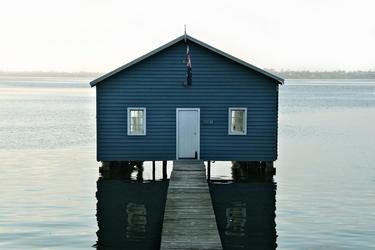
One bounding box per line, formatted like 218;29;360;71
90;34;284;87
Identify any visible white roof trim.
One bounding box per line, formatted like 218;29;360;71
90;34;284;87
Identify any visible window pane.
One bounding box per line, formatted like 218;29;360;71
131;110;143;119
231;110;245;133
129;109;145;134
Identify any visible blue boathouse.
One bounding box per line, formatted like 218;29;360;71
90;34;283;162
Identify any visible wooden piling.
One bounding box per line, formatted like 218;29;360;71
265;161;276;175
162;161;167;180
152;161;156;181
207;160;211;181
232;161;275;181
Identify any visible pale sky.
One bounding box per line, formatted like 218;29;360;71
0;0;374;72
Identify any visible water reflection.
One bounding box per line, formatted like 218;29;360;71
95;163;169;249
210;162;277;249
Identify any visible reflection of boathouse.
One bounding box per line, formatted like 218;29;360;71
209;163;277;249
96;158;277;249
95;167;168;249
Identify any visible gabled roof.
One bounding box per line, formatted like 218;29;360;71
90;34;284;87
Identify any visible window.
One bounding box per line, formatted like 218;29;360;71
228;108;247;135
127;108;146;135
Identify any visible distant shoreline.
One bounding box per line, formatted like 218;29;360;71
265;70;375;80
0;71;101;78
1;70;375;80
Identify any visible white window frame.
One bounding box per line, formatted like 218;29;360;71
228;107;247;135
127;107;146;136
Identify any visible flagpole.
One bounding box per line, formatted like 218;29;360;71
184;24;186;43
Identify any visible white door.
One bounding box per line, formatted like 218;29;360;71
177;109;200;159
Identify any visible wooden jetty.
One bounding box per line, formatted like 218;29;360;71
160;160;222;250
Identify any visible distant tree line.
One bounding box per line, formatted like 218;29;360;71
1;70;375;79
265;69;375;79
0;71;101;77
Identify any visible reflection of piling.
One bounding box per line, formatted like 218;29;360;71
232;161;275;181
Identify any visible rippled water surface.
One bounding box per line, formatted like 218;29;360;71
1;76;374;249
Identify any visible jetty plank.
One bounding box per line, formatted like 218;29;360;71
160;160;222;250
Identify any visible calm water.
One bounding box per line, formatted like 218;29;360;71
1;76;375;249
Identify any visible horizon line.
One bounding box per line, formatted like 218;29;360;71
1;69;375;75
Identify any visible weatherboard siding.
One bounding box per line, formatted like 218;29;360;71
96;40;278;161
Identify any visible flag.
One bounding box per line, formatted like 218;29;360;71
185;45;192;86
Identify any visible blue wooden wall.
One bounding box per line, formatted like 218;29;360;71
96;40;278;161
